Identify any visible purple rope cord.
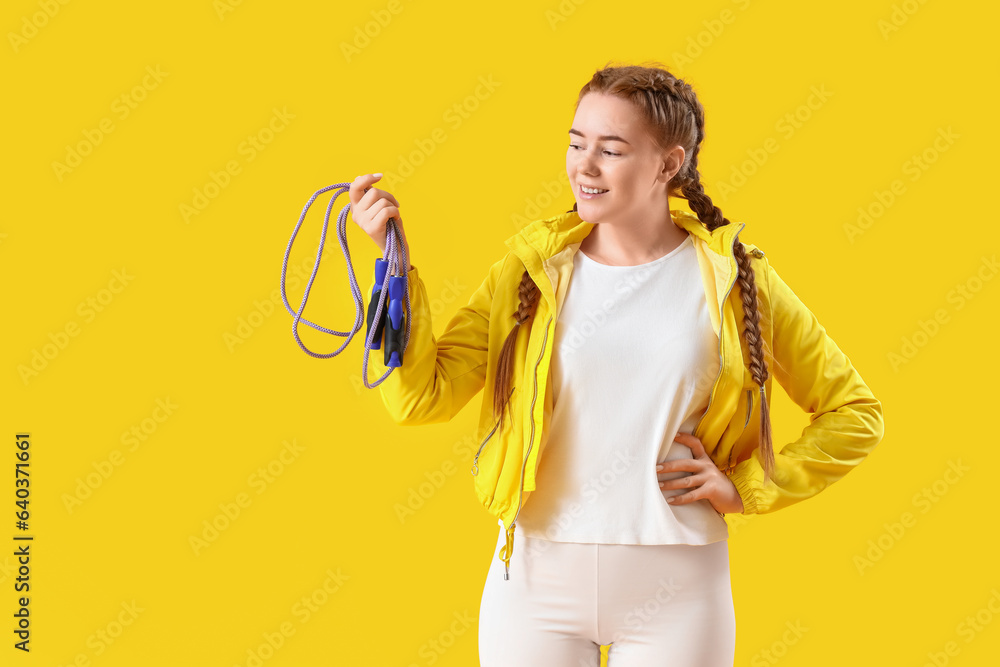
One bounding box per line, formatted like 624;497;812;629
280;182;411;388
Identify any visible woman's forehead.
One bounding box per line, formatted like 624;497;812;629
573;95;645;137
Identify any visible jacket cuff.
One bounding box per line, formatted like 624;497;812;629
728;460;760;515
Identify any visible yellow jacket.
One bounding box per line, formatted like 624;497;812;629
365;209;885;578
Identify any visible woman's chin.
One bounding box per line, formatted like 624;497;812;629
576;202;607;222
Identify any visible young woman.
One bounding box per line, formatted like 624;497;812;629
349;62;884;666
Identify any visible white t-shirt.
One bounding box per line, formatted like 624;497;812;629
515;233;729;544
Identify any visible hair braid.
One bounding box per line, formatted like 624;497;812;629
492;269;540;434
669;77;775;483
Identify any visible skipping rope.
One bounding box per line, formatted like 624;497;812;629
279;182;411;388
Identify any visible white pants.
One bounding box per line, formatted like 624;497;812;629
478;523;736;666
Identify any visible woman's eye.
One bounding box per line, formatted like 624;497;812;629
568;144;619;157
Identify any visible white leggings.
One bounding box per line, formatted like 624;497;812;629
478;523;736;666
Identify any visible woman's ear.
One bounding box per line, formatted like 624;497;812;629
660;144;686;183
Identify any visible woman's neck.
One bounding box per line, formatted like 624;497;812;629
578;212;690;267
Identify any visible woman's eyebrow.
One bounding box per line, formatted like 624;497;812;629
568;128;631;145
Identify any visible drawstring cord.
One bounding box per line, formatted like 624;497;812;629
280;182;411;387
498;523;516;581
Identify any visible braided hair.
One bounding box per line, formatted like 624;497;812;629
493;62;775;485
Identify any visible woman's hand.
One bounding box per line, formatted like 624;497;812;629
348;173;410;260
657;432;745;515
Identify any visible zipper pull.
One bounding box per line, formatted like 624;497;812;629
471;429;495;476
470;399;510;476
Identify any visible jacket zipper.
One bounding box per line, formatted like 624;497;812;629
470;420;499;476
471;386;515;476
504;313;553;580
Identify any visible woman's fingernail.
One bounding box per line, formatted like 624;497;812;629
373;172;383;177
656;464;663;471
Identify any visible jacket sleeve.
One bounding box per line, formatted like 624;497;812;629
362;255;506;425
727;259;885;514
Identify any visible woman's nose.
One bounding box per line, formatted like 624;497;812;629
580;153;597;176
576;154;598;175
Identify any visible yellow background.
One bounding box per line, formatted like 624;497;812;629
3;0;998;665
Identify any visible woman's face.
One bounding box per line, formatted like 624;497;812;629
566;92;683;223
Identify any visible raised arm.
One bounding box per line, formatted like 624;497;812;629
363;255;507;425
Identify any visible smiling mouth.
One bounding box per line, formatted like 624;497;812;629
579;184;609;197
